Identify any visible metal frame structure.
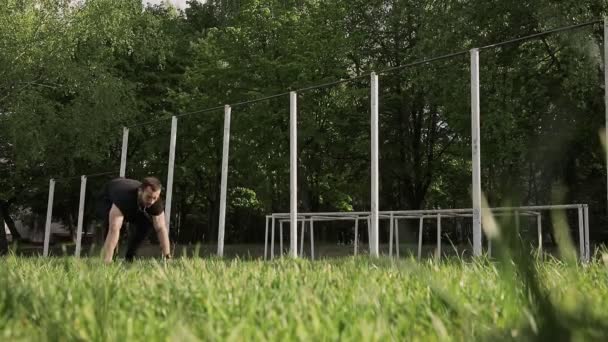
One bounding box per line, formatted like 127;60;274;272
40;20;606;260
265;204;590;262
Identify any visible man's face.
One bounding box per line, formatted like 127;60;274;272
139;186;161;208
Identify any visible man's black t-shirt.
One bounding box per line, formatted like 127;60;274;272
99;178;164;222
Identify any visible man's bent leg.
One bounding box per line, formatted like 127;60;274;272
125;219;153;262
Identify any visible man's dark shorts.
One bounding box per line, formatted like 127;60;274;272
95;196;154;261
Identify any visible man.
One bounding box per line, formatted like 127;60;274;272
96;177;171;263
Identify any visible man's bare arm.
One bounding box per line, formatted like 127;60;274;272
152;212;171;257
101;204;124;263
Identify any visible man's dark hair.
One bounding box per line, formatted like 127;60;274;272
140;177;162;192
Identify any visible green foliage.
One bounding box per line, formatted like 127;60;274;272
1;0;608;245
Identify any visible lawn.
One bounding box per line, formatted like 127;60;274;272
1;254;608;341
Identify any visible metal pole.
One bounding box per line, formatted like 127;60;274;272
584;205;590;262
418;217;424;259
43;179;56;257
264;216;269;260
310;218;314;260
515;210;520;231
165;116;178;231
578;205;584;260
436;213;442;260
279;221;284;257
217;105;231;257
395;218;400;258
354;218;359;256
271;217;275;260
290;91;298;258
370;72;380;257
120;127;129;178
75;176;87;257
470;48;483;257
300;219;305;257
537;213;542;253
367;217;371;253
389;212;394;257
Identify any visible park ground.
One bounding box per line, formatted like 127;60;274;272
1;252;608;341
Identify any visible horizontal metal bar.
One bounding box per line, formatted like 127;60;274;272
271;204;584;218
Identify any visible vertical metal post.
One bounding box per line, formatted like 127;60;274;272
43;179;56;257
537;213;543;253
418;217;424;260
389;212;394;257
370;72;380;257
436;213;442;260
470;48;482;257
584;205;590;262
310;218;314;260
300;219;305;257
354;218;359;256
120;127;129;178
578;205;584;260
395;218;400;258
75;176;87;257
290;92;298;258
264;216;269;260
367;217;371;253
515;211;520;231
279;221;284;257
217;105;231;257
165;116;178;231
271;217;276;260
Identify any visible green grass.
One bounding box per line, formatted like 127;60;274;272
1;255;608;341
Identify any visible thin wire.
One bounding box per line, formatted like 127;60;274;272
479;20;602;50
126;116;173;129
116;19;602;129
175;93;292;120
53;170;117;182
378;50;470;74
296;75;368;93
175;105;225;118
31;19;607;191
230;92;291;108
